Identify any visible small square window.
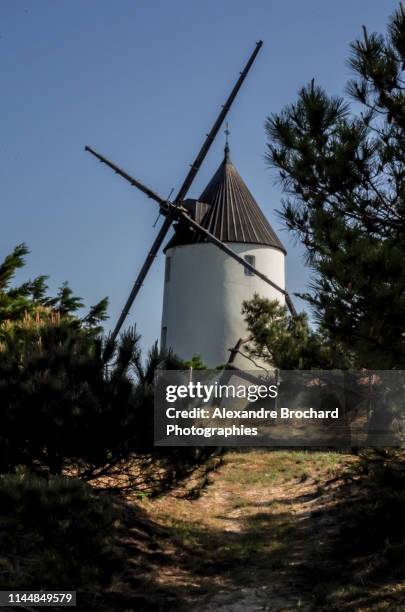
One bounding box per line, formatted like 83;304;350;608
161;326;167;349
244;255;255;276
165;257;171;283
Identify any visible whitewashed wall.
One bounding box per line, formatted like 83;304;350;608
160;242;285;368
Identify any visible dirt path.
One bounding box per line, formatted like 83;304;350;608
138;451;360;611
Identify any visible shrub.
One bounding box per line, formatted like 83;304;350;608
0;244;217;484
0;472;122;590
0;321;139;476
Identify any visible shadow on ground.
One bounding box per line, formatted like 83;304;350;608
85;451;405;611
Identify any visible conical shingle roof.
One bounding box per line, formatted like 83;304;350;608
165;146;286;254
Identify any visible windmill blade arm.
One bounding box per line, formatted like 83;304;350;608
174;40;263;203
111;215;174;341
285;293;297;318
85;40;267;336
85;145;168;210
111;195;297;340
177;210;297;317
86;40;262;210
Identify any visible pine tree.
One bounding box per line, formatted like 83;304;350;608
0;245;203;479
0;243;108;336
265;5;405;368
242;295;349;369
0;245;136;476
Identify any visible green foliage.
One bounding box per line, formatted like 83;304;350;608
242;294;350;369
45;281;84;316
133;340;184;385
0;472;121;590
0;243;108;333
132;340;194;453
265;5;405;368
0;244;216;482
184;354;207;370
0;244;28;290
0;320;140;476
0;245;139;476
0;244;47;322
341;450;405;555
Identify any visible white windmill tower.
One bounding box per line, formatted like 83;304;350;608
160;134;286;368
85;42;295;358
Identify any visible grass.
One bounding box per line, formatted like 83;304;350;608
220;449;350;485
137;449;356;607
11;449;405;610
109;449;405;610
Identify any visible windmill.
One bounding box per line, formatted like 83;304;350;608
85;41;296;350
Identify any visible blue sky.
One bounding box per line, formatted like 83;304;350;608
1;0;399;353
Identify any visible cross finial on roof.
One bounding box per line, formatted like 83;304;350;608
224;122;230;160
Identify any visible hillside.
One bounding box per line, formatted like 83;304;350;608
105;450;405;611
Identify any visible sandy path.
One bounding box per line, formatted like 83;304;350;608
141;451;355;611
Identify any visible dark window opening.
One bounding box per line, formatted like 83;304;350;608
244;255;255;276
165;257;171;283
161;326;167;349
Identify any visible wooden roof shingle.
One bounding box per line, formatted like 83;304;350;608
165;145;286;254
